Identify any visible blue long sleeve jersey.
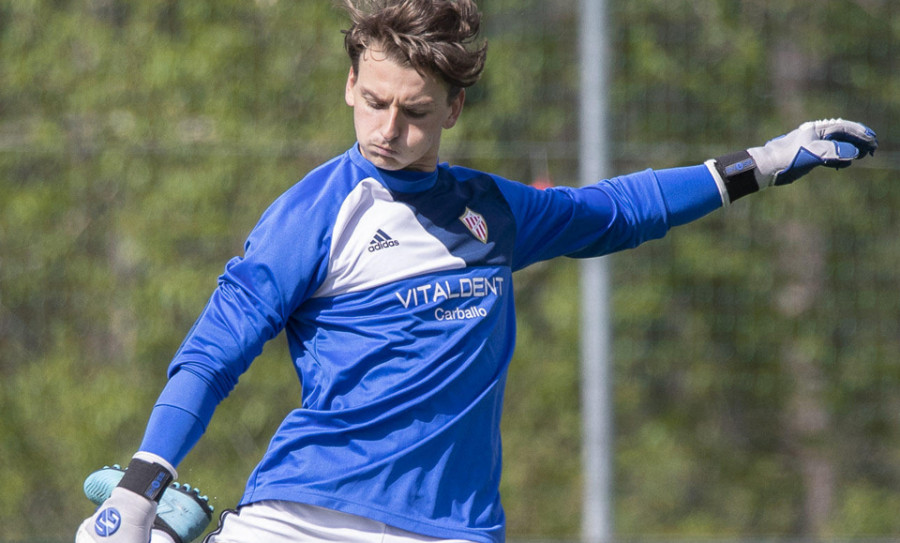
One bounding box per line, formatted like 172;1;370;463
140;145;723;543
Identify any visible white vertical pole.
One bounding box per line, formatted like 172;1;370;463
578;0;613;542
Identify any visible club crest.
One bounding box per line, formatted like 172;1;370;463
459;207;488;243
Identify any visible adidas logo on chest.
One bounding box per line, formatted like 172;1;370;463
368;229;400;252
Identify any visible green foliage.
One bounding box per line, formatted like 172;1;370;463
604;0;900;536
2;0;900;541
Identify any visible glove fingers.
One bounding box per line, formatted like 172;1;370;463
828;133;877;158
806;139;859;161
832;141;862;163
817;119;878;157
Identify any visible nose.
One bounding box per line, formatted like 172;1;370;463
380;106;402;142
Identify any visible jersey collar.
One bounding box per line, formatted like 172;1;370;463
349;144;440;194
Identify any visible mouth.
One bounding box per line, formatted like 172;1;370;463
371;144;398;158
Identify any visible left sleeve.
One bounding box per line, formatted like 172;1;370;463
497;164;722;270
135;174;339;467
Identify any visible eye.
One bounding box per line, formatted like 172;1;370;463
405;109;428;119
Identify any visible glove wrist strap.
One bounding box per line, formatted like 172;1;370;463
117;458;174;503
713;150;759;202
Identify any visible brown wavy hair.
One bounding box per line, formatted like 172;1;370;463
342;0;488;99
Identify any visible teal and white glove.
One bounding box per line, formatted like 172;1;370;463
76;454;176;543
706;118;878;205
76;487;157;543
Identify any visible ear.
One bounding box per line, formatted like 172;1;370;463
442;88;466;129
345;67;357;107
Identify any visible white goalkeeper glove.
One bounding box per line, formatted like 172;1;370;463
706;118;878;205
76;454;176;543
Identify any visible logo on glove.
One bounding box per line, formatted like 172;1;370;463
94;507;122;537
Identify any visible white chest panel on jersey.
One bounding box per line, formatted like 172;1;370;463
312;178;466;299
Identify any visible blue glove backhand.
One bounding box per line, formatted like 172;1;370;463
708;119;877;204
751;119;878;186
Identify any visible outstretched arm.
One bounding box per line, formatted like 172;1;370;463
501;118;876;270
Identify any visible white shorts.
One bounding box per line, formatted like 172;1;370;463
202;501;476;543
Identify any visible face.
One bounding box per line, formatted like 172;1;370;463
345;47;465;172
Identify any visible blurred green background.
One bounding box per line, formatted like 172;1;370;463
2;0;900;541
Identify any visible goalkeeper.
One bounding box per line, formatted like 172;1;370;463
77;0;877;542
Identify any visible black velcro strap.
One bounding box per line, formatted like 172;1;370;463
714;150;759;202
118;458;174;503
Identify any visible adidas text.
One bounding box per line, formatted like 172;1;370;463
368;239;400;252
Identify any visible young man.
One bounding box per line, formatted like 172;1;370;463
76;0;877;542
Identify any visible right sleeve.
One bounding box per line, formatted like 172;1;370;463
135;174;340;467
138;370;212;466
